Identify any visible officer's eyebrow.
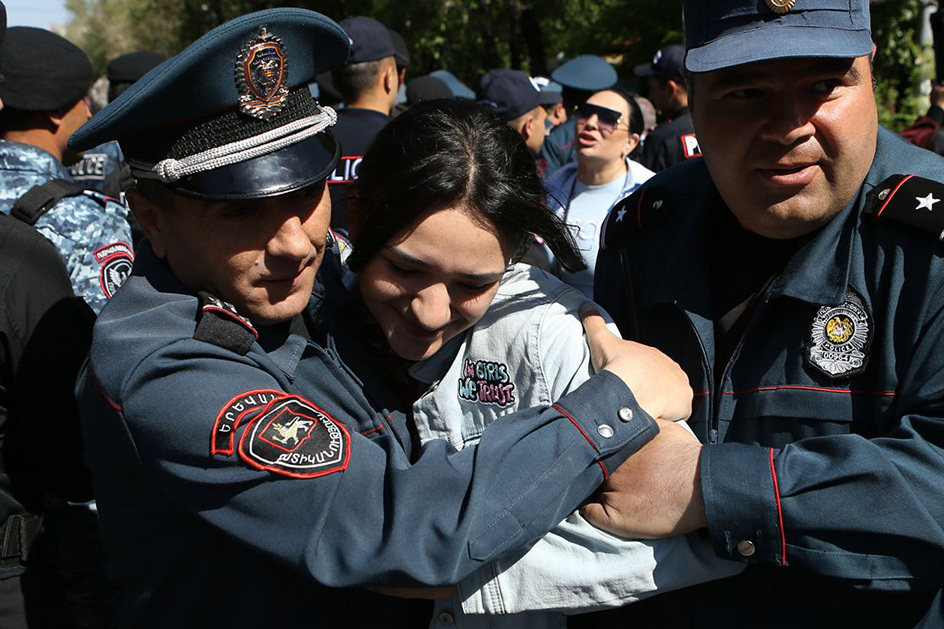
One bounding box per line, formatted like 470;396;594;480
703;57;862;94
384;245;506;282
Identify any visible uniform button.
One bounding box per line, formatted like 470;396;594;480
598;424;614;438
618;407;634;422
438;612;455;626
737;540;756;557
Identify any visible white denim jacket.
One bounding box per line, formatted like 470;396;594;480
407;263;743;629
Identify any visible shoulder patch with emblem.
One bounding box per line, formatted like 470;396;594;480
94;241;134;299
211;388;283;456
601;185;673;250
807;287;872;378
866;174;944;241
194;292;258;355
237;393;350;478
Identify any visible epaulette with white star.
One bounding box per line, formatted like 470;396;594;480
601;185;673;250
866;174;944;241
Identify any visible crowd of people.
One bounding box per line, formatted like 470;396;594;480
0;0;942;627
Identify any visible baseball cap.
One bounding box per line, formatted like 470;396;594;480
634;44;685;83
684;0;873;73
69;8;349;201
531;76;563;105
477;69;542;121
0;27;93;112
340;16;396;64
550;55;617;92
389;29;410;68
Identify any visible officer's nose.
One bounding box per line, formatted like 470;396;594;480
758;95;816;146
268;215;312;261
408;283;453;331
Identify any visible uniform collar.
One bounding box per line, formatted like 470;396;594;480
407;334;465;385
644;129;884;310
769;128;903;306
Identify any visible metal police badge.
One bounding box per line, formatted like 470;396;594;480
765;0;796;14
238;394;350;478
807;287;872;378
235;26;290;120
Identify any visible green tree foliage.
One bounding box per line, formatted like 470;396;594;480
62;0;933;130
871;0;934;130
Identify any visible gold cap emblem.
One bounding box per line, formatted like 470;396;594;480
235;26;290;120
765;0;796;14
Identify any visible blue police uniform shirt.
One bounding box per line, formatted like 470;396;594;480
327;107;391;235
0;140;133;314
67;139;124;193
77;239;658;626
637;107;701;173
590;126;944;628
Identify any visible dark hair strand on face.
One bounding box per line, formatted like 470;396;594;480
347;99;585;273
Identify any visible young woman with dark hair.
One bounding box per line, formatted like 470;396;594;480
342;99;742;628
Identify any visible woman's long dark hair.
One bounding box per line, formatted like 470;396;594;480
347;99;585;272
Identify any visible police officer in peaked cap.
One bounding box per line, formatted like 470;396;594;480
540;55;617;176
582;0;944;627
70;8;683;627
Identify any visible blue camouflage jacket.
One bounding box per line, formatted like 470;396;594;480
0;140;133;313
67;139;125;194
77;241;658;627
590;127;944;628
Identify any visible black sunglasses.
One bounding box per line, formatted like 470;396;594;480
574;103;627;134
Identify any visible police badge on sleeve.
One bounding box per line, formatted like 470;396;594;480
237;394;350;478
94;242;134;299
806;287;872;378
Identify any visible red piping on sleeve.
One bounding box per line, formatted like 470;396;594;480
769;447;786;567
552;405;608;480
552;404;600;454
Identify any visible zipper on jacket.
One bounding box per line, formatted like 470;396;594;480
710;281;777;445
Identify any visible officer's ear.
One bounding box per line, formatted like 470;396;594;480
521;113;536;144
126;185;171;258
382;59;398;94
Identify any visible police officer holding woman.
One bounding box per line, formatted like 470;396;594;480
70;9;691;627
586;0;944;627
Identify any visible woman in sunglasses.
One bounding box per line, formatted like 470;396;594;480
545;89;652;298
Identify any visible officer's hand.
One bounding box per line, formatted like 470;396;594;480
368;586;460;599
580;418;706;539
581;304;693;421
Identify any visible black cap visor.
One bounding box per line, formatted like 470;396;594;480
170;130;340;201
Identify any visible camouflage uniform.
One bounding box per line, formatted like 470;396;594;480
0;140;133;314
67;139;124;195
